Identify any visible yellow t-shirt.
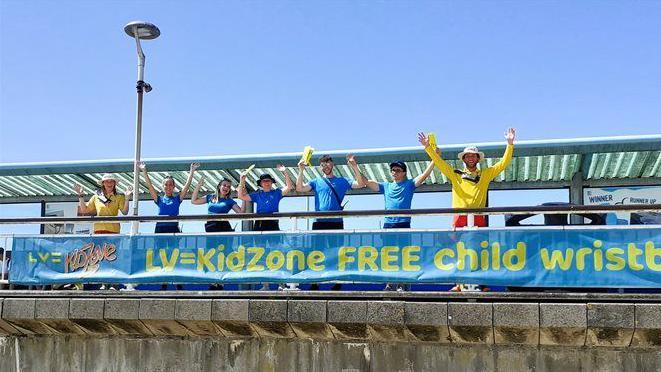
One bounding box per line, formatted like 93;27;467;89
425;144;514;209
86;193;126;233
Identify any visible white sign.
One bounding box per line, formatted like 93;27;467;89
584;186;661;225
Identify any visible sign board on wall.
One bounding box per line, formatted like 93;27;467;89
584;186;661;225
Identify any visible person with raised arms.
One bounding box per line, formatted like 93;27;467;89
237;165;293;231
296;154;366;230
140;162;199;233
418;128;516;291
191;176;245;233
365;159;435;291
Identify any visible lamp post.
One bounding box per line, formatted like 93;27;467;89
124;21;160;235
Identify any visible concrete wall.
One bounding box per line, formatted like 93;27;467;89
0;336;660;372
0;294;659;371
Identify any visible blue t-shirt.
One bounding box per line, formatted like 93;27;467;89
206;194;237;214
310;177;353;222
249;188;283;214
379;179;416;224
155;194;182;227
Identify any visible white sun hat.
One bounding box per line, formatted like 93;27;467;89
458;146;485;160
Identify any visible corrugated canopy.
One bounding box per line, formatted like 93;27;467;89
0;135;660;203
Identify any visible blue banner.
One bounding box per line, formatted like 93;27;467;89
9;227;661;287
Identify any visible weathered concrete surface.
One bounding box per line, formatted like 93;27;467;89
139;299;191;336
104;298;153;336
69;298;117;335
632;304;661;348
211;299;257;338
448;302;494;344
0;336;659;372
327;300;369;340
366;301;415;342
248;299;295;338
2;298;55;334
539;303;587;346
287;300;334;340
404;302;451;343
0;300;20;335
587;303;634;347
175;299;223;336
493;303;539;345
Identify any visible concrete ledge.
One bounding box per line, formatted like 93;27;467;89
448;303;493;344
367;301;414;342
287;300;333;340
104;298;153;336
0;299;20;335
139;299;191;336
69;298;116;335
36;298;90;335
493;303;539;345
632;304;661;347
405;302;450;343
248;299;295;338
539;303;586;346
211;299;256;337
2;298;54;334
327;300;369;340
175;299;223;336
586;303;634;347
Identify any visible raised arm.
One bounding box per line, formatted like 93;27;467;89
414;160;436;187
120;186;133;215
231;203;244;213
278;165;294;196
138;162;158;202
190;176;208;205
296;160;312;192
237;174;253;202
74;184;94;214
346;153;366;189
483;128;515;180
418;132;456;181
365;180;381;192
179;162;200;201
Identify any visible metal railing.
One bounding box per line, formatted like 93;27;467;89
1;203;659;226
0;204;659;290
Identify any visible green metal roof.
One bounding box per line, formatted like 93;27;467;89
0;135;659;203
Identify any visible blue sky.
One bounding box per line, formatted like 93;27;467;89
0;1;659;233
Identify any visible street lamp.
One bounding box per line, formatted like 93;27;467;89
124;21;160;235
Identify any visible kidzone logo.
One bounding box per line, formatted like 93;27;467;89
28;242;117;273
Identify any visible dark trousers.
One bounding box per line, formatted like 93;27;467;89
312;221;344;230
383;221;411;229
155;224;180;233
254;220;280;231
205;221;234;232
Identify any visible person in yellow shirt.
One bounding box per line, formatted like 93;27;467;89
418;128;515;292
418;128;515;228
74;174;133;234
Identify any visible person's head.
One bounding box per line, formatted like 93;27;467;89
162;176;176;197
319;155;334;176
216;179;233;199
458;146;484;170
258;174;276;190
99;174;118;195
389;161;408;182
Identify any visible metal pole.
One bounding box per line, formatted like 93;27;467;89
130;30;146;235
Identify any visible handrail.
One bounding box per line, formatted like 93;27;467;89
0;204;659;225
